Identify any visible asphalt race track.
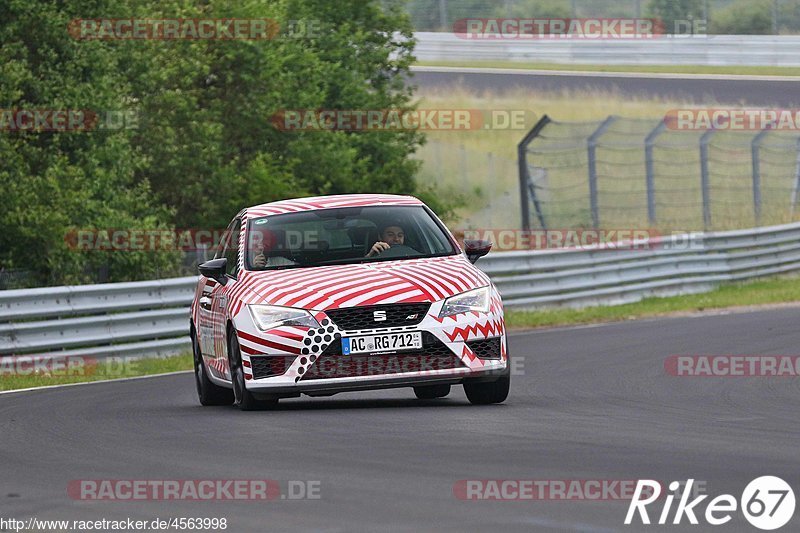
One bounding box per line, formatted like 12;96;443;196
412;66;800;107
1;307;799;532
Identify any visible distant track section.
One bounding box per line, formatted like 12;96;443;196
411;65;800;106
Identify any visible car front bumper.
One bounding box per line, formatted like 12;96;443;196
245;358;508;397
227;297;509;396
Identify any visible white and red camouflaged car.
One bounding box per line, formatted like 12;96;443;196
190;194;509;410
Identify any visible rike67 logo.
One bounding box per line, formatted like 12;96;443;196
626;477;795;530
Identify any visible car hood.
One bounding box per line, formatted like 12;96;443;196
234;254;490;311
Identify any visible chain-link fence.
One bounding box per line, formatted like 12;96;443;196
520;116;800;231
403;0;800;35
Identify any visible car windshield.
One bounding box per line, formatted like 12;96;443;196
245;205;457;270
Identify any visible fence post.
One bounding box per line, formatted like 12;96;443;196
645;120;667;226
438;0;448;30
487;152;495;227
517;115;551;231
587;116;617;229
751;127;770;225
699;129;716;229
459;143;468;190
791;137;800;217
772;0;779;35
433;141;442;186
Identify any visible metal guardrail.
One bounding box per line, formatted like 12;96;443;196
414;32;800;67
487;222;800;308
2;221;800;359
0;277;197;359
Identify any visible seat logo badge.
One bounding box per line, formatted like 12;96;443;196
373;310;387;321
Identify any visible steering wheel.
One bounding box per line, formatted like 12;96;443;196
372;244;419;259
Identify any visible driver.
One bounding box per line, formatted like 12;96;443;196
366;224;406;257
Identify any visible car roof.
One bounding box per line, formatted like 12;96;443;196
243;194;424;220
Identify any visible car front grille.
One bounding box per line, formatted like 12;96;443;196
466;337;502;359
324;303;431;331
249;356;296;380
299;331;464;380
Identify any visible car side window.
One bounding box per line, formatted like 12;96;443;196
221;219;241;278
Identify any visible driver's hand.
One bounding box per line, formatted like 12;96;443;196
253;253;267;267
366;241;390;257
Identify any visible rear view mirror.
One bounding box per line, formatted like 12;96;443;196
463;239;492;264
198;258;228;285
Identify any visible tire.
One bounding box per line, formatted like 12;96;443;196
463;370;510;405
192;328;233;406
228;331;278;411
413;384;451;399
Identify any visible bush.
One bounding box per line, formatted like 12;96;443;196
647;0;703;34
710;0;773;35
0;0;431;286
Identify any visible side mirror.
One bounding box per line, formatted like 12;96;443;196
463;239;492;264
199;258;228;285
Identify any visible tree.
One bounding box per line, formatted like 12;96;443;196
0;0;437;286
123;0;428;229
0;0;181;286
647;0;703;34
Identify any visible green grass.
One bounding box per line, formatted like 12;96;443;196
0;353;193;392
416;60;800;77
505;275;800;329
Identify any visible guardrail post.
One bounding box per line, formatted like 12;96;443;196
587;116;617;229
645;120;667;225
751;127;770;225
518;115;551;231
699;129;716;229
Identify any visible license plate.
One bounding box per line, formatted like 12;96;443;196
341;332;422;355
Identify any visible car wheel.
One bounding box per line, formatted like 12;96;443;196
413;384;451;399
464;368;510;405
192;328;233;406
228;331;278;411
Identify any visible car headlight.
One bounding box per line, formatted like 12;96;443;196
439;286;491;318
247;305;320;331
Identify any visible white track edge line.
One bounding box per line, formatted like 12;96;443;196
0;370;193;396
